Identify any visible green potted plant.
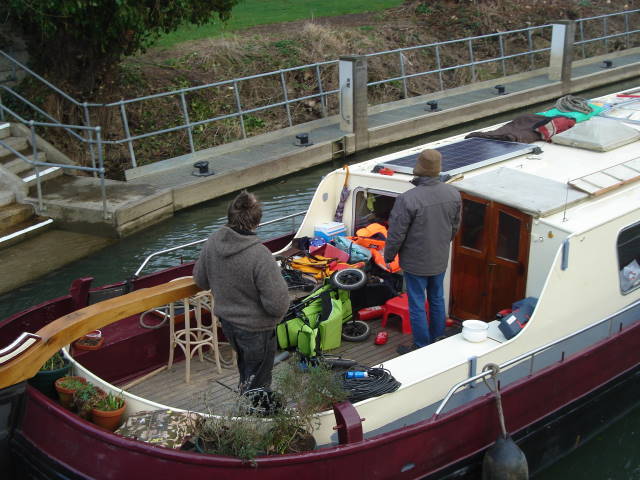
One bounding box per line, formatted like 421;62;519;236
29;351;70;399
91;392;126;431
72;383;105;419
54;375;87;409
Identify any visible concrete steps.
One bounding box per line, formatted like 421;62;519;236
0;202;34;231
0;216;53;250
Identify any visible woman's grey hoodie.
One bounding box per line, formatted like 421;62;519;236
193;226;289;332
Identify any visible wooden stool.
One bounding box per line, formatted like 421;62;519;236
381;293;430;335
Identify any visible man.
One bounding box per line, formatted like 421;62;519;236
193;190;290;391
384;149;461;354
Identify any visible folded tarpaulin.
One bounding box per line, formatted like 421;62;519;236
537;103;605;122
465;113;549;143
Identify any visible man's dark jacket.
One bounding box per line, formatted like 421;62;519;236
384;176;461;276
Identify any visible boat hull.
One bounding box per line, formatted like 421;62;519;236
8;318;640;480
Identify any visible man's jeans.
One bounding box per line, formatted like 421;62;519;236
219;318;276;392
404;271;446;347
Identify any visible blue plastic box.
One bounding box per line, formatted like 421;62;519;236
313;222;346;242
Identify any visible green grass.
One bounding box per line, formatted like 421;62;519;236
154;0;403;48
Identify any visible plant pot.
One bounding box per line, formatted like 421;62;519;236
91;403;126;432
73;336;105;351
29;360;71;399
54;376;87;409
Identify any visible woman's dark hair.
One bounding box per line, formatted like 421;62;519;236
227;190;262;231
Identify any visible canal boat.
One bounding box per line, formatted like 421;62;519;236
1;88;640;479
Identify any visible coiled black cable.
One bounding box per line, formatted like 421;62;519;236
341;365;401;403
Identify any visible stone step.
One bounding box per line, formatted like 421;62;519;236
0;123;9;139
0;202;34;231
0;216;53;250
21;165;63;188
3;152;47;176
0;136;29;159
0;189;15;207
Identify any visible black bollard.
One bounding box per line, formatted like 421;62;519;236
482;434;529;480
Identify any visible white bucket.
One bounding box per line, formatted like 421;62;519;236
462;320;488;342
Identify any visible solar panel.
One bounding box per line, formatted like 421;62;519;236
377;137;537;175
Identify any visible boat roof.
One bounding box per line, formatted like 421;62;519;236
349;91;640;235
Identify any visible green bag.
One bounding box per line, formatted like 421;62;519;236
276;283;352;356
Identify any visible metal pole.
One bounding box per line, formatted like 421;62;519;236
96;127;108;220
315;64;328;117
0;95;4;122
467;39;476;82
82;102;97;175
399;52;408;99
625;12;630;49
280;71;293;127
179;92;195;154
119;101;137;168
603;16;609;53
527;29;534;69
232;81;246;139
499;34;506;77
435;45;444;91
579;21;586;59
29;121;43;212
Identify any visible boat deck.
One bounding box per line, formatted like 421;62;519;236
123;317;447;413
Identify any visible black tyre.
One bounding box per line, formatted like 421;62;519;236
341;320;371;342
330;268;367;291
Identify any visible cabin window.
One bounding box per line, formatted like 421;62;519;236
496;211;521;261
617;222;640;293
460;199;486;251
353;190;396;232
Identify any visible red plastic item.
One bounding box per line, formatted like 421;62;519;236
378;167;395;176
382;293;430;335
374;331;388;345
358;305;386;321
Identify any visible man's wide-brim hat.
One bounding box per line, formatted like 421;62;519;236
413;149;441;177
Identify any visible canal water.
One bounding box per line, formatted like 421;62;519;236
1;80;639;478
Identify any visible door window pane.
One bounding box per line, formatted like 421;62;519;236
460;199;486;251
496;211;521;261
618;222;640;293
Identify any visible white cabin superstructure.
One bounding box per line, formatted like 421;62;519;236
292;89;640;445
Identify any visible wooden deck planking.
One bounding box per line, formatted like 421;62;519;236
124;317;413;412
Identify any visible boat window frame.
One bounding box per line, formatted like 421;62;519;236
350;187;399;235
616;219;640;295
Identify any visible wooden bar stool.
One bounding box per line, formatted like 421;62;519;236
167;287;221;383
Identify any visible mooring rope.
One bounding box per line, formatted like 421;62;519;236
482;363;507;438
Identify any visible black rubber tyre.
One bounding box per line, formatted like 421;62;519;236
341;320;371;342
330;268;367;291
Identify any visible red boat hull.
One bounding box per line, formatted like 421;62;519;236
9;317;640;479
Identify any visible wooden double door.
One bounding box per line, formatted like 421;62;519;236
450;193;531;321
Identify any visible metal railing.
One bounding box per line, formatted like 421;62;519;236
1;9;639;172
432;298;635;418
133;210;306;277
0;100;107;217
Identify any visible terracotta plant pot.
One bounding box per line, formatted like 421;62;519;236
54;376;87;409
91;402;126;432
73;336;105;351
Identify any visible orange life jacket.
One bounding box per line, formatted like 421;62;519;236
350;223;401;273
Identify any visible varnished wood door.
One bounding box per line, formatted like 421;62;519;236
450;193;531;321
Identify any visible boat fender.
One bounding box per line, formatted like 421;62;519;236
482;434;528;480
481;363;529;480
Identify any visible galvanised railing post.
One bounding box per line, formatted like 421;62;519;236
435;45;444;90
579;20;586;58
279;71;293;127
29;121;43;213
179;92;195;154
95;127;108;219
232;80;246;139
82;102;97;176
527;29;534;69
603;16;609;52
119;101;137;168
398;52;408;98
315;64;328;117
625;12;630;48
467;39;477;82
499;34;506;77
0;94;4;122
